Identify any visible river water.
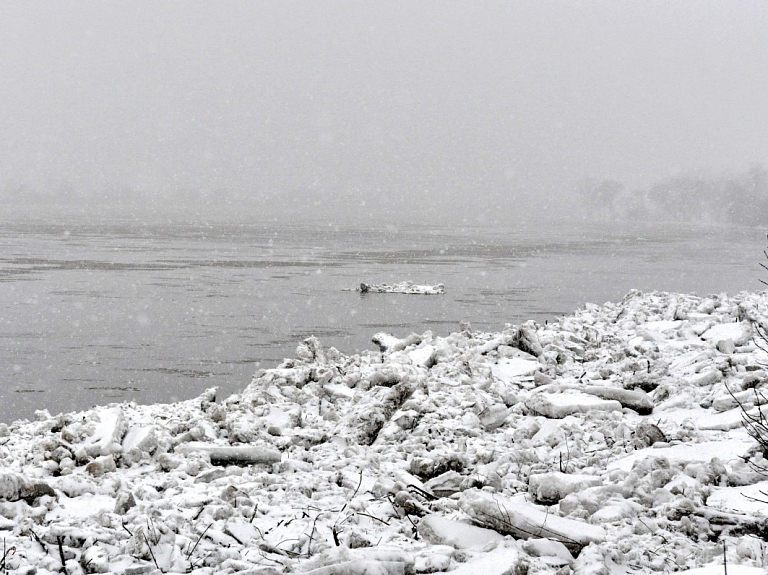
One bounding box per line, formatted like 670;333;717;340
0;215;764;423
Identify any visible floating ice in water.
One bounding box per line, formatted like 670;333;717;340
357;281;445;294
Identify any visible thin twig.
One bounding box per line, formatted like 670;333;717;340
0;538;17;573
57;536;69;575
354;511;390;526
29;529;47;554
142;533;161;572
186;523;213;560
121;521;134;537
340;470;364;513
305;513;321;557
193;503;207;521
407;484;437;501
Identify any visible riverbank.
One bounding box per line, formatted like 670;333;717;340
1;289;768;574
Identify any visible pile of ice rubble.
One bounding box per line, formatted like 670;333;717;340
5;291;768;574
357;282;445;295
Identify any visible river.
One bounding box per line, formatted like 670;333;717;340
0;215;764;422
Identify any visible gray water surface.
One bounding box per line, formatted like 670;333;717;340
0;216;763;423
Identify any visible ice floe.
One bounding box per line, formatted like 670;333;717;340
356;281;445;295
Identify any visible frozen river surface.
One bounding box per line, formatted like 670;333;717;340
0;215;763;423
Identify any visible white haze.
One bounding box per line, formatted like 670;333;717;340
1;1;767;224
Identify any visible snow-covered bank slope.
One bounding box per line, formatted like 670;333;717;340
2;290;768;574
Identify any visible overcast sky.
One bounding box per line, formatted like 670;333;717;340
2;2;767;222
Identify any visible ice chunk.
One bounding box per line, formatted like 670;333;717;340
689;368;723;387
423;471;463;497
85;407;127;456
706;480;768;515
582;386;654;414
358;281;445;295
521;538;574;565
85;454;116;477
418;514;504;549
677;567;766;575
526;392;622;419
47;493;115;521
444;546;522;575
174;442;282;465
80;545;110;573
302;560;405;575
459;489;606;554
372;333;407;352
701;321;753;346
492;357;540;382
122;425;158;454
528;472;602;504
408;345;436;368
478;403;509;430
643;320;683;333
0;473;24;500
608;438;754;472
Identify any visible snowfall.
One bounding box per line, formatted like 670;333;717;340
4;291;768;574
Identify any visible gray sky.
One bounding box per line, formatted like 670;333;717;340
2;1;767;223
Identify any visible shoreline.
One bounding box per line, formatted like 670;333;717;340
2;289;768;573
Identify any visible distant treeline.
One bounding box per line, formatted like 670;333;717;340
578;165;768;226
0;182;245;218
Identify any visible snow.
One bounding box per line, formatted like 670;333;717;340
2;289;768;573
528;471;602;504
607;438;755;473
445;546;521;574
706;480;768;515
526;390;623;418
418;514;505;549
700;321;753;345
678;567;766;575
491;356;541;380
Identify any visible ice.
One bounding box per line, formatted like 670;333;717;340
418;514;505;549
459;489;607;554
174;442;282;465
706;480;768;515
678;567;766;575
528;471;602;504
526;391;623;418
408;344;436;367
122;424;158;453
580;386;654;414
608;438;755;472
2;289;768;572
357;281;445;295
521;538;574;565
701;321;753;346
491;356;541;381
445;546;522;575
47;493;115;521
85;406;127;456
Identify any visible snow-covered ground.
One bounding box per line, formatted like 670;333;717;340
2;290;768;574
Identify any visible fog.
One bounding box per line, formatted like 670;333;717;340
2;2;767;224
